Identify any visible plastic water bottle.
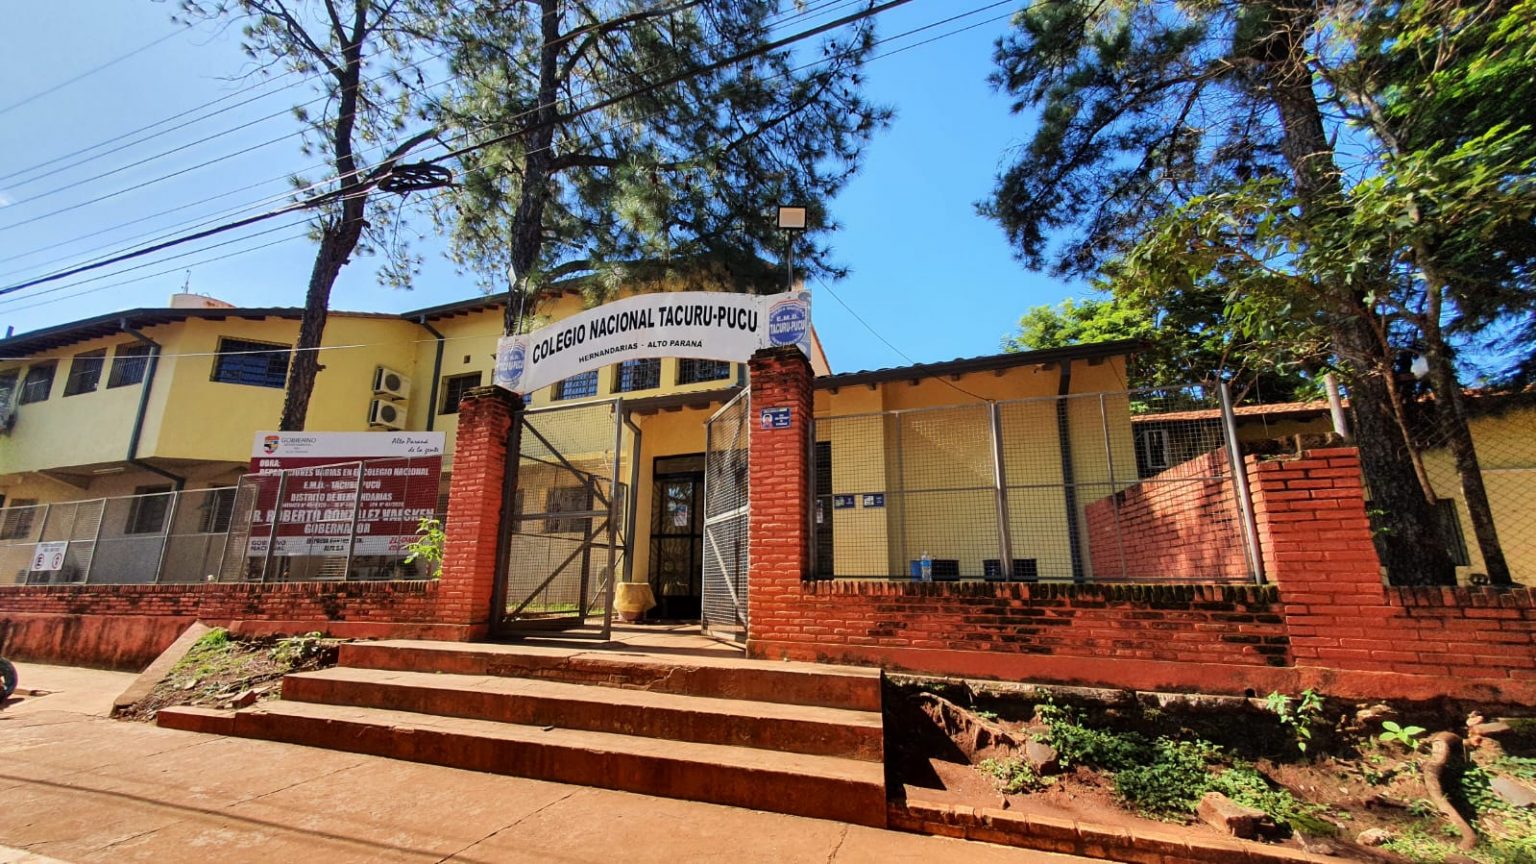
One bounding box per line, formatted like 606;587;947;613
919;551;933;583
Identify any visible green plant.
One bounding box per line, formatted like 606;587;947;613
404;517;446;578
979;757;1050;794
1209;762;1336;835
974;708;1000;722
1493;755;1536;782
194;628;231;650
1113;737;1213;817
1034;700;1152;771
1380;720;1428;752
1265;689;1326;754
270;631;329;666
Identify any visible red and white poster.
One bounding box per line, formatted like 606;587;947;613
246;431;445;557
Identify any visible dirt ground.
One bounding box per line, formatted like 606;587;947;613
115;629;342;721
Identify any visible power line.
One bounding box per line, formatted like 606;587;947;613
0;0;862;276
0;29;183;117
0;0;917;299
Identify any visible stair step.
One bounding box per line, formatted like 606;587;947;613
282;667;883;762
338;640;883;712
208;699;887;827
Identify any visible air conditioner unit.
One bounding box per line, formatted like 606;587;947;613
373;366;411;400
368;399;407;430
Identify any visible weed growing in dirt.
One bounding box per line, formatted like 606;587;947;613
1265;689;1325;755
1034;701;1152;772
979;757;1052;793
1380;720;1428;752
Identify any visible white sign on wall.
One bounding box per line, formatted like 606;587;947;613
30;541;68;572
493;290;811;395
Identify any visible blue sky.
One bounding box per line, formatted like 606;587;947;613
0;1;1084;374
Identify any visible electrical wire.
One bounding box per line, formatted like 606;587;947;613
0;29;183;117
0;0;864;277
0;0;918;299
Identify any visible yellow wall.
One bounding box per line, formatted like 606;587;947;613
812;356;1134;580
0;331;150;474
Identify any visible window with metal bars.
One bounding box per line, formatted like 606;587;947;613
616;359;660;392
108;343;153;388
211;338;290;388
0;370;17;408
18;364;56;404
678;359;732;385
0;499;38;540
440;372;483;414
554;370;599;401
63;350;106;396
125;486;173;535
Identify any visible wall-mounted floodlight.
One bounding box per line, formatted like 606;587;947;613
776;205;808;231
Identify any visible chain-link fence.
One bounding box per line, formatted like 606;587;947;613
503;400;628;631
811;386;1257;583
1380;390;1536;586
702;389;750;643
0;489;238;585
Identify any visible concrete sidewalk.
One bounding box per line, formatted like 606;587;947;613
0;663;1086;863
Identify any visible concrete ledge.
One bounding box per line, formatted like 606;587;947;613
889;800;1341;864
156;706;237;735
112;621;212;715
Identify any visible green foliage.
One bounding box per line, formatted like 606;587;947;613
1034;700;1152;772
979;757;1051;794
193;628;230;651
1493;756;1536;782
404;517;446;579
1380;720;1428;752
1210;763;1336;836
1113;737;1216;817
1265;690;1326;754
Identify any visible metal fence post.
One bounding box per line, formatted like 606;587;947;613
153;490;181;584
1100;393;1129;580
262;471;287;582
1219;381;1266;584
603;399;624;637
988;402;1013;580
342;461;365;581
807;414;818;579
81;499;107;584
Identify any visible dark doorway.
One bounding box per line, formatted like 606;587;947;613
815;440;833;577
649;455;704;619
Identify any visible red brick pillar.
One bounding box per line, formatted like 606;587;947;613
1247;446;1391;667
746;346;814;655
439;386;522;640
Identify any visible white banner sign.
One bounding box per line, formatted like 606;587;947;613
494;290;811;395
251;431;444;460
30;541;68;572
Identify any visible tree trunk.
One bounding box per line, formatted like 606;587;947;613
1417;256;1512;585
503;0;562;337
279;217;364;431
1261;1;1455;585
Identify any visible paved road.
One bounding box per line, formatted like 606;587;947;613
0;662;1089;863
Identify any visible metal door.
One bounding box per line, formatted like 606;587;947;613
500;399;628;637
701;389;750;643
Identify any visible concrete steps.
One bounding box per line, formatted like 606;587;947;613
157;638;888;827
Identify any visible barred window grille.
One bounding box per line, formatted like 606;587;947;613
212;338;290;388
554;370;599;401
64;350;106;396
440;372;483;414
19;363;56;404
0;500;38;540
616;359;660;392
678;359;732;385
108;343;153;388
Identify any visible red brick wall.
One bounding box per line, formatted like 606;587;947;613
1251;448;1536;696
745;344;1536;706
0;581;455;669
1084;449;1248;581
0;387;522;669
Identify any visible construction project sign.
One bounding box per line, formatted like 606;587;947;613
247;432;444;557
493;290;811;395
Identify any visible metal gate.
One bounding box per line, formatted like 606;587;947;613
500;399;629;637
701;389;750;643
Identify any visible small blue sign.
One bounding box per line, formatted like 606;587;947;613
759;406;793;430
832;495;856;509
861;493;885;508
767;299;810;347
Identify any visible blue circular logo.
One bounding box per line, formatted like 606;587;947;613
499;343;526;386
768;300;809;347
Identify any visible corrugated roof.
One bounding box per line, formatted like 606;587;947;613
813;339;1141;390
